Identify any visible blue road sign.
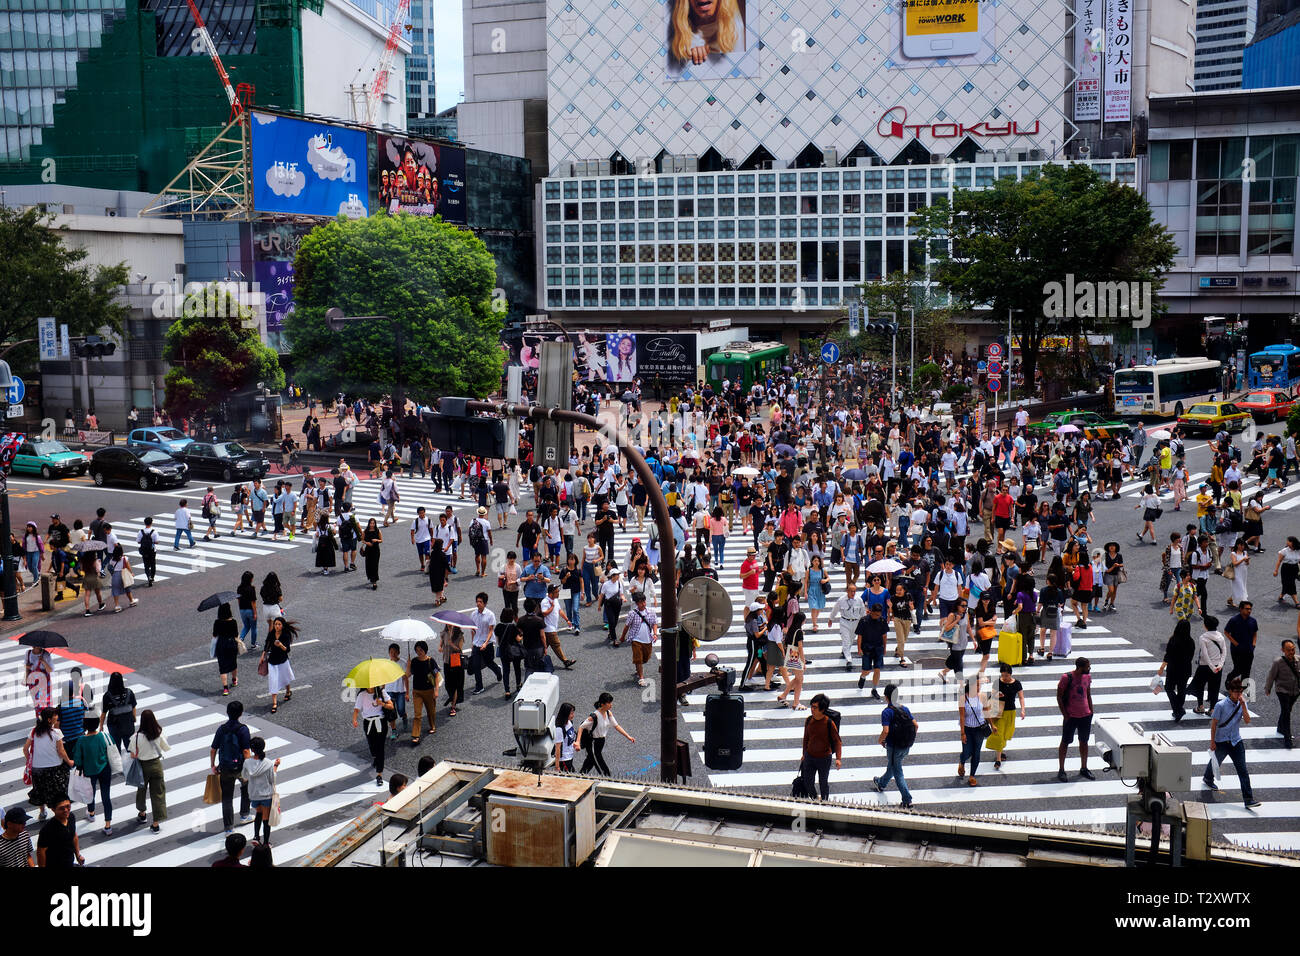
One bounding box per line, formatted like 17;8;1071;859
977;361;987;372
988;378;1002;393
988;361;1002;376
5;377;24;405
821;342;840;364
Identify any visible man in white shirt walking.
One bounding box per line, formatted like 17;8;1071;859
468;591;502;695
831;582;866;672
173;500;196;550
410;507;433;572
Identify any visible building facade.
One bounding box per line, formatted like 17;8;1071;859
1145;87;1299;357
405;0;437;127
1194;0;1258;91
1242;8;1300;88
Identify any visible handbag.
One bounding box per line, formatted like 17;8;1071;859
1117;567;1128;584
1222;560;1236;581
268;791;282;827
236;638;247;654
69;770;93;804
448;650;462;668
121;568;135;588
203;771;222;805
257;654;269;677
106;739;122;776
210;637;218;658
123;753;145;788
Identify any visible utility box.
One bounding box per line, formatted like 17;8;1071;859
40;571;56;611
484;771;596;867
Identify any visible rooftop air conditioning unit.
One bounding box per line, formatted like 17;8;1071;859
854;157;872;167
930;153;946;164
976;151;995;163
684;155;698;172
104;207;118;217
722;157;736;170
1028;148;1045;160
994;149;1011;162
597;160;611;175
822;148;838;168
758;159;773;169
636;156;654;175
1015;149;1030;161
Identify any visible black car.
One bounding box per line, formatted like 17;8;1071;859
89;447;189;490
179;440;269;482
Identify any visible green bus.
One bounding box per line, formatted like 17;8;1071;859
704;341;790;391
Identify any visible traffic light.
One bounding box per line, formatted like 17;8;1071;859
74;335;116;358
424;398;506;458
867;321;898;335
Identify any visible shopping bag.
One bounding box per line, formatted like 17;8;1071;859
509;504;518;515
268;791;282;827
1053;623;1073;657
68;771;93;804
1149;675;1164;695
997;630;1023;666
1209;749;1222;781
106;742;122;776
203;771;222;805
209;637;218;658
123;754;145;788
257;654;269;677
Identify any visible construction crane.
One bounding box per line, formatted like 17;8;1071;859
367;0;411;127
182;0;248;121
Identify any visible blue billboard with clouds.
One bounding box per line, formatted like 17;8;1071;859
250;111;368;218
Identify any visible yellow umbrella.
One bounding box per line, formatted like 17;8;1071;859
345;658;406;690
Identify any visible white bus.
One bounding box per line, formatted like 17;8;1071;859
1113;357;1225;417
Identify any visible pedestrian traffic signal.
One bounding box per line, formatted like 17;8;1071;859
424;401;505;458
866;322;898;335
73;335;116;358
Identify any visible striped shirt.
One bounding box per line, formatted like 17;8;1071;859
0;832;33;868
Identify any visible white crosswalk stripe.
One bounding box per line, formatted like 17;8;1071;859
588;522;1300;851
0;644;379;867
114;476;504;582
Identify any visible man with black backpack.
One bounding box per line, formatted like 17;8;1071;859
798;693;842;801
209;701;253;835
873;685;917;808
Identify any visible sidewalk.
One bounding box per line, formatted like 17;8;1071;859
0;573;95;639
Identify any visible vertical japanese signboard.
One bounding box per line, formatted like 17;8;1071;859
1103;0;1132;123
1074;0;1101;121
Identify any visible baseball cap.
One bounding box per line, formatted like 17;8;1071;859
50;513;59;520
4;806;30;824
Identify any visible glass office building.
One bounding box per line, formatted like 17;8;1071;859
541;159;1137;314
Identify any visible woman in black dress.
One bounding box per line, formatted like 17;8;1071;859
427;538;449;606
1157;618;1196;721
362;518;383;590
314;513;338;575
213;603;240;696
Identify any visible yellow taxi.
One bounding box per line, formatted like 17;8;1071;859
1175;401;1253;435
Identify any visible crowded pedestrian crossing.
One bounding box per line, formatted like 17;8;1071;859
0;641;380;867
581;524;1300;852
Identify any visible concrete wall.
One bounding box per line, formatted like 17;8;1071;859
459;0;547;173
1140;0;1198;99
302;0;410;130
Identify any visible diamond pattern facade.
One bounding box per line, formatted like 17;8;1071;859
546;0;1077;172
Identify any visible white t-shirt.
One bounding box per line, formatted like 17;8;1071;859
411;516;433;544
174;506;190;530
540;596;560;631
433;521;456;550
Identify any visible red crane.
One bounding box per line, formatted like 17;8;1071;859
183;0;246;121
367;0;411;126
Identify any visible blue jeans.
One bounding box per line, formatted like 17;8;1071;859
387;691;408;727
86;766;113;822
897;514;910;547
239;608;258;647
1204;739;1254;802
581;562;598;603
24;553;39;581
960;726;988;776
712;534;726;566
565;593;581;630
877;744;912;804
173;527;195;548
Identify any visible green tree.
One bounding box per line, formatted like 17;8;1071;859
0;206;129;374
162;283;284;421
286;215;504;405
912;163;1178;396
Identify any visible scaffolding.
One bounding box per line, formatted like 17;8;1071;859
138;112;252;220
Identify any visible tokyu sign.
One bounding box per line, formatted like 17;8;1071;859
876;106;1040;140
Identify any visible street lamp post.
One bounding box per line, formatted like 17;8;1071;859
0;359;21;621
325;309;404;416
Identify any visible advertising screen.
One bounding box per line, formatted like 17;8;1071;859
518;331;697;386
377;134;468;225
253;260;295;333
635;333;696;385
665;0;759;81
250;112;367;218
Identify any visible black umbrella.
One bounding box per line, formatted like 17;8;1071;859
18;631;68;649
774;443;796;457
197;591;238;612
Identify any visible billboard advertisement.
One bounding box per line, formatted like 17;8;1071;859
1103;0;1132;123
518;331;697;386
377;134;468;225
253;260;295;333
897;0;996;65
249;111;368;218
1074;0;1102;121
665;0;760;81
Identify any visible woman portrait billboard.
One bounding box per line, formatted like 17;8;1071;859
666;0;758;81
605;333;637;383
